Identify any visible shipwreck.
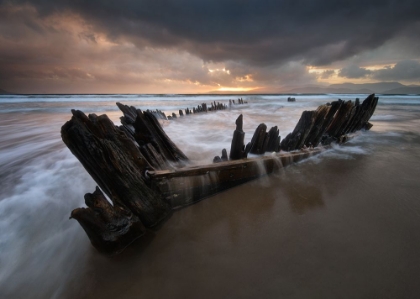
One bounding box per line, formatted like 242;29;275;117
61;94;378;254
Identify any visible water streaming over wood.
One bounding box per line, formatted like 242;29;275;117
1;94;420;298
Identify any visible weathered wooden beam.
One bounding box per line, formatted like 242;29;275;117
139;143;167;169
61;110;173;253
326;100;355;138
280;110;315;151
221;148;228;161
116;103;188;166
354;94;379;131
148;149;324;208
280;94;377;150
304;105;331;147
266;126;281;152
213;148;229;163
340;104;360;135
70;187;146;255
247;123;268;155
229;114;247;160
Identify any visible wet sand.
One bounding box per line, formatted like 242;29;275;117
61;132;420;299
1;94;420;298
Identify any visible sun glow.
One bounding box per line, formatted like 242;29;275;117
208;68;230;74
217;86;259;92
364;64;396;71
307;66;338;75
236;75;253;82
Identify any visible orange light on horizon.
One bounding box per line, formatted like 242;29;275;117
217;86;259;92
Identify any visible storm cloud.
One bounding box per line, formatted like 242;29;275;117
339;65;372;79
1;0;419;93
336;60;420;82
373;60;420;81
9;0;420;65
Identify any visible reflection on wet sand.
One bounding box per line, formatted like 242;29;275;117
3;94;420;299
285;184;324;215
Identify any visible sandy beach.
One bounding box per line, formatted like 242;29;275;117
1;94;420;298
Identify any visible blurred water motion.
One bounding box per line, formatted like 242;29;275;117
1;94;420;299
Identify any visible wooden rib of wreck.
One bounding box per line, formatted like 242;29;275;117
61;94;378;254
155;98;246;120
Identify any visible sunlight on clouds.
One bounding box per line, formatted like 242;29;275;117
185;80;201;86
1;1;420;93
308;66;340;83
208;68;230;74
217;86;259;92
307;66;337;75
236;75;253;82
364;64;396;71
307;65;379;84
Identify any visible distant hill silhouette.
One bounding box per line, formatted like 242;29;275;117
382;86;420;94
0;88;11;94
329;82;405;93
284;82;420;94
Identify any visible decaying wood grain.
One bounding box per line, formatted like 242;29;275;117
247;123;268;155
62;110;173;226
148;149;323;208
62;94;378;254
117;102;188;168
70;187;146;254
229;114;247;160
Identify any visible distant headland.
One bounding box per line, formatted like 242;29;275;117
280;82;420;95
0;88;11;95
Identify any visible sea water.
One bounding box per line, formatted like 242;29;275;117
1;94;420;298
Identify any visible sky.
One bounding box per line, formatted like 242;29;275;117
0;0;420;94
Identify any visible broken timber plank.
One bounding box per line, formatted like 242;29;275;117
148;148;324;208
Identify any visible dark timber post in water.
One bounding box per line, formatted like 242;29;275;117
247;124;268;155
229;114;247;160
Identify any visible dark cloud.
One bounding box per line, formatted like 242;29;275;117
249;61;318;88
0;67;93;80
372;60;420;81
1;1;420;92
78;31;97;43
338;65;371;79
336;60;420;82
4;0;420;66
319;70;335;79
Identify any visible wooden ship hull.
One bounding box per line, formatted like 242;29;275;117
148;148;324;209
61;94;378;254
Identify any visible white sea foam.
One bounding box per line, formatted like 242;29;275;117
0;93;419;298
0;149;95;297
370;114;396;121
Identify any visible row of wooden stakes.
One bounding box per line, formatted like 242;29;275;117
213;94;378;164
144;98;248;120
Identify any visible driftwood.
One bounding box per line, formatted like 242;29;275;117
61;94;378;254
